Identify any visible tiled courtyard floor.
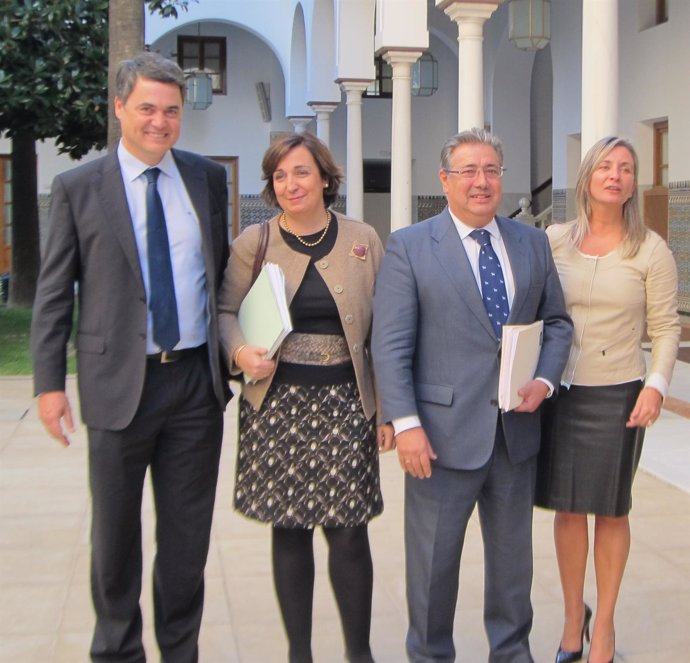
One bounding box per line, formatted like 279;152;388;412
1;346;688;662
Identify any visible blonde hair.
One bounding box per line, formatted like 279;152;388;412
571;136;647;258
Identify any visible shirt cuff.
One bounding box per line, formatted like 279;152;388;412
645;372;669;399
535;377;555;398
392;415;422;436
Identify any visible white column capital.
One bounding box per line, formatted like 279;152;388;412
437;1;501;26
381;49;424;68
287;116;314;133
338;80;371;97
307;102;339;114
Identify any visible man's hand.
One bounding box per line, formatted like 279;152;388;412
513;379;549;413
395;427;437;479
37;391;74;447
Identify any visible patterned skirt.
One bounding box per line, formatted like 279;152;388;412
234;380;383;528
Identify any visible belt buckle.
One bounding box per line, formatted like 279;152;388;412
160;351;177;363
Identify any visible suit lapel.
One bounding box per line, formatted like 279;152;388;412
496;216;531;321
98;153;144;287
431;210;496;338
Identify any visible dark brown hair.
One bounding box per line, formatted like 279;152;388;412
261;132;343;208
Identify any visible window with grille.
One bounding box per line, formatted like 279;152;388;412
177;36;226;94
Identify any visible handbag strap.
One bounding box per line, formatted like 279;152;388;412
251;221;270;284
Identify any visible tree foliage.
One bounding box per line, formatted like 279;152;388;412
0;0;192;306
0;0;193;159
0;0;110;159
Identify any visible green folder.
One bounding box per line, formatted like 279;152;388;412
238;263;293;381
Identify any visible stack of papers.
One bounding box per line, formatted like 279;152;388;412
498;320;544;411
238;263;292;381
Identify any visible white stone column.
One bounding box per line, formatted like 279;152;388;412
307;102;339;147
338;81;369;220
439;1;500;131
384;50;423;231
581;0;618;157
287;116;314;134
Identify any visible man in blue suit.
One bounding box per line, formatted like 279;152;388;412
372;129;572;663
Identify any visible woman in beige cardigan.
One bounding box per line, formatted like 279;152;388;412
218;132;393;663
536;137;680;663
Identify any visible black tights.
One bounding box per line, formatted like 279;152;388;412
271;524;375;663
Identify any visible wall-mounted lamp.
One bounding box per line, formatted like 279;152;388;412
509;0;551;50
184;69;213;110
412;52;438;97
256;82;271;122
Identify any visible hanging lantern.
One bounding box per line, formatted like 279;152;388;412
412;52;439;97
509;0;551;50
184;69;213;110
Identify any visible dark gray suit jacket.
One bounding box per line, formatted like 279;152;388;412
31;149;230;430
372;210;573;470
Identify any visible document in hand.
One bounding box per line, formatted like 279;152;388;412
238;263;292;381
498;320;544;412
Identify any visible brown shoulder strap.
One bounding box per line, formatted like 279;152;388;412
251;221;270;284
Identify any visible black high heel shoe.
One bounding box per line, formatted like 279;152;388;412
554;603;592;663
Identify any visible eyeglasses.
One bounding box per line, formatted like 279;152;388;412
443;166;506;179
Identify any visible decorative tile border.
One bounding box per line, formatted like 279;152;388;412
668;181;690;314
552;188;567;224
416;195;446;222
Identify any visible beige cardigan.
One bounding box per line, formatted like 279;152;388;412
546;221;680;391
218;212;384;420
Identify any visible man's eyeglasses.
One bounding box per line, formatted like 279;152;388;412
443;166;506;179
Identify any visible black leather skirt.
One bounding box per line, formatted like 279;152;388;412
535;381;645;517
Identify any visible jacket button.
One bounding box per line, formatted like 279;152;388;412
334;284;343;294
352;343;360;353
490;399;498;406
319;260;329;269
344;314;354;324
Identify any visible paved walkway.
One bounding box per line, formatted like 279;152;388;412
1;352;689;662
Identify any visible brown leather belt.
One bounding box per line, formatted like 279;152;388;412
147;344;206;364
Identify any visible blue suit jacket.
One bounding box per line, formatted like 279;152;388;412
372;209;573;470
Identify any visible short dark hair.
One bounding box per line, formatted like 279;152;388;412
261;132;343;209
116;51;185;104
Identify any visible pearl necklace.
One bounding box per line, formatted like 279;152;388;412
280;209;331;247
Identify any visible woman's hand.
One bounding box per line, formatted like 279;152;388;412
376;423;395;453
234;345;275;383
626;386;663;428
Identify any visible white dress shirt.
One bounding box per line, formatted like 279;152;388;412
117;142;208;354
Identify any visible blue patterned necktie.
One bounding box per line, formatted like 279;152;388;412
145;168;180;352
470;228;509;339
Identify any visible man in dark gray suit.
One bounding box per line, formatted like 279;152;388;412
31;52;231;663
372;129;572;663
